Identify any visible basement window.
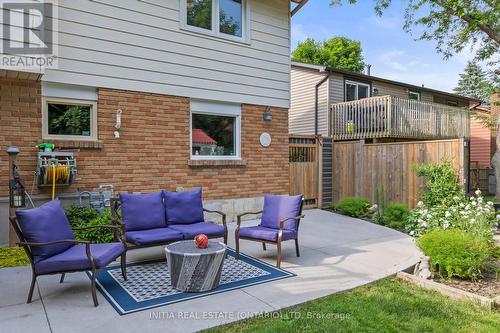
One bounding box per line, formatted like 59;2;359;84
181;0;248;42
42;98;98;141
190;100;241;160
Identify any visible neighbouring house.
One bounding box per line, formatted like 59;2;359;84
470;106;495;167
290;61;479;140
0;0;308;246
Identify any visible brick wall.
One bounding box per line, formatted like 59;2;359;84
0;76;42;196
0;81;290;200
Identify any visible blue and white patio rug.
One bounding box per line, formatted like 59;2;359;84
92;248;295;315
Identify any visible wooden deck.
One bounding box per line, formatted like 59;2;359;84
331;95;470;141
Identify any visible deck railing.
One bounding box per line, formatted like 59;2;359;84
331;95;470;140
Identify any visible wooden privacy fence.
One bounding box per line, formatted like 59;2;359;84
331;139;467;208
289;135;320;208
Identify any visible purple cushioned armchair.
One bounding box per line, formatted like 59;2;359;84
11;199;126;307
235;194;304;268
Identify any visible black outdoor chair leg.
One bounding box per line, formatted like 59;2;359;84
295;238;300;257
90;268;98;307
262;242;266;251
60;273;65;283
121;253;127;281
27;273;36;304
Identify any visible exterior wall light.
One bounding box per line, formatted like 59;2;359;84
263;106;272;122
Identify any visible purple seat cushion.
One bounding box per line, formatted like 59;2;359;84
120;192;166;231
125;227;183;246
238;226;296;242
163;188;204;225
16;199;74;261
260;194;303;231
169;222;225;239
34;242;124;274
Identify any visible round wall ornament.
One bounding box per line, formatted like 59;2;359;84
260;133;272;147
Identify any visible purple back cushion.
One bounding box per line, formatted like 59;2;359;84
260;194;303;231
16;199;74;261
120;192;166;231
163;188;204;225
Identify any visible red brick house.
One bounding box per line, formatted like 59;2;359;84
0;0;308;246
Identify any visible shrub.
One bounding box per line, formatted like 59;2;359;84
65;205;116;243
334;197;370;218
417;229;491;279
414;161;464;207
74;209;116;244
65;204;99;228
381;203;409;229
406;189;498;239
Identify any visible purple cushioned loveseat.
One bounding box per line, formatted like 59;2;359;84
111;188;227;275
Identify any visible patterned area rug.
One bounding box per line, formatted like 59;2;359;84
92;248;295;315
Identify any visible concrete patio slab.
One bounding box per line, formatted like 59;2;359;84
0;209;422;333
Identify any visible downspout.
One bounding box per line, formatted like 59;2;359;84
315;71;330;136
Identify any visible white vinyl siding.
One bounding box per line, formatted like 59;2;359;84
41;0;291;108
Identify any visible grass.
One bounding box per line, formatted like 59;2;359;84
205;278;500;333
0;247;29;268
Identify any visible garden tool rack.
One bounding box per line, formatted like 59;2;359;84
37;151;77;187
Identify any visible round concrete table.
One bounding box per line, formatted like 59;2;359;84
165;240;227;292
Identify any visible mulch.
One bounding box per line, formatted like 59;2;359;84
432;259;500;299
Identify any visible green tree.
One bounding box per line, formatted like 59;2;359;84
454;61;492;104
331;0;499;62
292;37;365;72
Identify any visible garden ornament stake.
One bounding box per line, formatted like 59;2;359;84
7;146;26;209
7;146;26;246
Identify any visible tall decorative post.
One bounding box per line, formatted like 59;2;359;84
7;146;26;246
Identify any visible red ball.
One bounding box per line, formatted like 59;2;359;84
194;234;209;249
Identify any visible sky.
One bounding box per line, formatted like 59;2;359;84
291;1;477;93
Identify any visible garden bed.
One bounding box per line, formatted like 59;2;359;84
432;259;500;299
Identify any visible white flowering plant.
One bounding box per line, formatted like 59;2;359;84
406;189;498;240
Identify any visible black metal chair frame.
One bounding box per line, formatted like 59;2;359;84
110;197;228;278
9;216;127;307
235;200;305;268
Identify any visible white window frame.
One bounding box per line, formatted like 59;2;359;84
190;99;241;160
42;97;98;141
180;0;250;44
408;90;421;101
345;80;371;101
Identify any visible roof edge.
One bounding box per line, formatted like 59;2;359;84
291;61;481;103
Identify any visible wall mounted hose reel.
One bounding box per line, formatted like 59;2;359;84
37;151;77;188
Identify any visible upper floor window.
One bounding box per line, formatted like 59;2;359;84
182;0;247;41
447;100;458;107
345;80;370;102
408;90;421;101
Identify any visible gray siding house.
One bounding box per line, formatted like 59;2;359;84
290;62;475;140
